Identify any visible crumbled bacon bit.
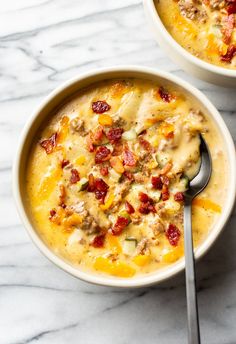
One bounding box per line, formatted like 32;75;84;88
111;216;129;236
138;192;156;214
61;159;70;168
227;2;236;15
70;169;80;184
166;224;181;246
112;142;124;156
91;234;106;248
123;148;136;166
92;100;111;114
161;185;170;201
222;14;235;44
49;209;56;220
94;190;106;203
86;132;95;152
148;204;156;213
138;202;156;214
138;129;147;136
40;133;57;154
221;44;236;62
88;142;95;152
86;127;104;152
94;178;109;191
139;192;150;203
100;166;109;176
174;192;185;202
151;176;163;190
94;178;109;203
93;126;104;142
95;146;111;164
165;131;174;139
138;203;150;214
106;127;124;144
139;137;152;151
125;201;135;214
87;173;95;192
158;87;172;103
123;171;134;181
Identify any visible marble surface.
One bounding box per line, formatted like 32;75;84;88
0;0;236;343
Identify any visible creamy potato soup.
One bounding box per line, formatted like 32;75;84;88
156;0;236;69
26;79;227;278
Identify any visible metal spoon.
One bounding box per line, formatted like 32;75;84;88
184;135;212;344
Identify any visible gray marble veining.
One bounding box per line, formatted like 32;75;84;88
0;1;235;343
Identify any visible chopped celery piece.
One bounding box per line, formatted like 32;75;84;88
122;129;137;141
77;178;89;191
110;168;122;182
156;153;170;168
123;238;137;255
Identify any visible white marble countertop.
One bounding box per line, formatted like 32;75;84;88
0;1;236;343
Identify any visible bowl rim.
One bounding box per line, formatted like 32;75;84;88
13;65;236;288
144;0;236;78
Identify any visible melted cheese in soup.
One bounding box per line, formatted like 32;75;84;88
26;78;228;278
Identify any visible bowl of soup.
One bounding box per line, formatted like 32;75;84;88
144;0;236;87
13;66;236;287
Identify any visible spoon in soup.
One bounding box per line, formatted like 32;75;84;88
184;135;212;344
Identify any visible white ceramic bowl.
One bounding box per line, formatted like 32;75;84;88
143;0;236;87
13;66;236;288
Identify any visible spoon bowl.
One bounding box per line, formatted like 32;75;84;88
185;136;212;201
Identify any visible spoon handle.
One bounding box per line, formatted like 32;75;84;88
184;202;201;344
